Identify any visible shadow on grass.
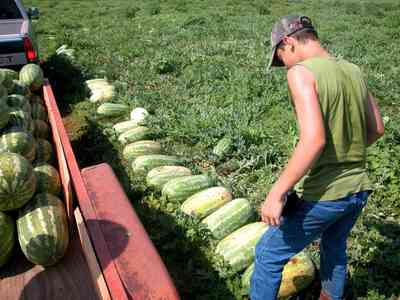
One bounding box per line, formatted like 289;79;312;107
71;118;236;299
41;54;88;115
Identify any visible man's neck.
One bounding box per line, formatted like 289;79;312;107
298;40;331;62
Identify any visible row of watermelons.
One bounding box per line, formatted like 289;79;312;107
0;65;69;269
94;98;315;298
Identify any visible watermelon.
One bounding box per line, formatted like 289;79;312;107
0;152;36;211
85;78;109;90
0;69;18;92
181;187;232;219
0;129;36;162
0;95;10;129
30;94;44;105
19;64;44;91
11;80;30;96
146;166;192;190
89;85;115;103
130;107;148;124
96;103;128;117
0;211;15;267
213;136;233;157
202;198;254;240
241;251;315;298
34;164;61;195
113;120;143;134
7;94;29;109
118;126;152;144
34;138;54;164
215;222;268;277
123;140;162;160
162;175;215;203
7;108;32;131
33;119;50;139
131;154;182;175
31;103;47;121
17;193;69;266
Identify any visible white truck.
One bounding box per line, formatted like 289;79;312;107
0;0;39;68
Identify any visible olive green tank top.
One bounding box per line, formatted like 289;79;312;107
293;57;373;201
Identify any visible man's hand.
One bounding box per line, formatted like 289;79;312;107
261;191;286;226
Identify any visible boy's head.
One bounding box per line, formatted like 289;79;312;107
268;15;319;69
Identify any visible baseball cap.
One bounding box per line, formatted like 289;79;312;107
267;15;315;69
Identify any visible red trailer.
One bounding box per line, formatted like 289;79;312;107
0;80;180;300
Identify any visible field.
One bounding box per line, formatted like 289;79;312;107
22;0;400;299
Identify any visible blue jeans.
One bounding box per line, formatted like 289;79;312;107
250;190;370;300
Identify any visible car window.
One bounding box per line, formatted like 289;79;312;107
0;0;23;20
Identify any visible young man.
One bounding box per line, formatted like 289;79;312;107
250;15;384;300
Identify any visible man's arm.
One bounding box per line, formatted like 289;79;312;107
261;65;326;226
366;92;384;146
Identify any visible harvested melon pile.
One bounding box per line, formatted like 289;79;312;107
0;65;69;268
97;103;316;298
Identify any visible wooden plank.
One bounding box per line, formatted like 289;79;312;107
42;80;129;300
0;224;99;300
75;207;112;300
82;163;181;300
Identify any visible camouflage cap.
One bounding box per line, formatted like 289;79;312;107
267;15;315;69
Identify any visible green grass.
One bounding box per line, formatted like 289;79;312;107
22;0;400;299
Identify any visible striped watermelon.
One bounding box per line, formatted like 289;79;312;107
7;108;32;132
213;136;233;157
0;95;10;129
97;103;128;117
7;94;29;109
34;164;61;195
17;193;69;266
31;103;47;121
34;138;54;164
19;64;44;92
33;119;50;139
113;120;143;134
146;166;192;190
201;198;254;240
0;129;36;162
0;152;37;211
131;154;182;175
123;140;162;161
0;211;15;267
0;69;18;92
241;251;315;298
29;95;44;105
11;80;30;96
215;222;268;277
162;175;214;203
181;187;232;219
118;126;152;144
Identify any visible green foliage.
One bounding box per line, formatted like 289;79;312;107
23;0;400;298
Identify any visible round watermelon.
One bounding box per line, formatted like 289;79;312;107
7;94;29;109
34;138;54;164
0;152;37;211
0;69;18;92
0;211;15;267
31;103;47;121
0;94;10;129
29;94;44;105
34;163;61;195
33;119;50;139
19;64;44;92
6;108;32;132
11;80;30;96
0;129;36;162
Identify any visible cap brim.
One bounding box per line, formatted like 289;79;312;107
267;45;285;71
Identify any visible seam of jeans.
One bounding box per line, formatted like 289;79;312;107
255;226;280;262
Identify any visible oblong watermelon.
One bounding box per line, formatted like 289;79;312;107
162;175;214;203
123;140;162;161
34;164;61;195
241;251;315;298
181;186;232;219
0;152;37;211
201;198;254;240
146;166;192;190
131;154;182;175
0;211;15;267
215;222;268;277
34;138;54;164
118;126;152;144
17;193;69;266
